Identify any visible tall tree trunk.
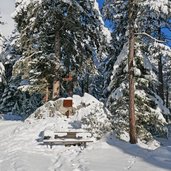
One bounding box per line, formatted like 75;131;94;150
55;29;61;59
52;80;60;99
44;86;49;102
86;74;89;93
165;70;169;108
166;84;169;108
53;29;61;98
165;81;169;122
158;55;164;101
128;0;137;144
158;27;164;102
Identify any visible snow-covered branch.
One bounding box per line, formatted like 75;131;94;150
135;32;165;43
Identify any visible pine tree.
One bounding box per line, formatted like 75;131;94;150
0;62;5;95
13;0;109;100
0;28;41;116
1;30;22;80
0;16;6;97
103;0;171;141
0;0;110;117
137;1;171;104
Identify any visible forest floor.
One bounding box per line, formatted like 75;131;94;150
0;118;171;171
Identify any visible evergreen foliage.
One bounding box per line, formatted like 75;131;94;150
0;0;171;142
103;0;171;140
12;0;109;99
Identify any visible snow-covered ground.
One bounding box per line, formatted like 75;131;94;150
0;93;171;171
0;118;171;171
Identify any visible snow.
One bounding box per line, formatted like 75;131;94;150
30;93;111;139
153;42;171;57
142;0;170;15
0;119;171;171
17;85;32;92
0;62;5;75
144;55;153;71
102;26;112;43
108;43;128;91
12;0;43;19
0;62;5;83
109;82;126;101
134;68;141;76
151;93;171;116
0;37;3;53
92;0;112;43
0;93;170;171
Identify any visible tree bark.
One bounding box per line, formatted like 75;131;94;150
165;69;169;108
52;80;60;99
128;0;137;144
44;86;49;102
158;55;164;101
157;26;164;102
53;29;61;98
55;29;61;59
166;84;169;108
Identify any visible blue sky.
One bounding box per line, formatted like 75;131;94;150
97;0;171;47
97;0;104;8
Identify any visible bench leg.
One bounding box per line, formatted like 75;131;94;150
50;142;53;149
80;142;86;150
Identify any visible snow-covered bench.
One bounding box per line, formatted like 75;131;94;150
43;130;93;148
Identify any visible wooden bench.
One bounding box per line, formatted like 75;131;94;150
43;131;93;148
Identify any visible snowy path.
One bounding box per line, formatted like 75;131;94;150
0;120;54;171
0;120;86;171
0;120;171;171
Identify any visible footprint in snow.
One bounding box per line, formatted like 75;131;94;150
72;169;81;171
124;155;136;170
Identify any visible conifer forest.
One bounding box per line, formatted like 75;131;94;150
0;0;171;151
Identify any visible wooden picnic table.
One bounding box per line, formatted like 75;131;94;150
43;130;93;148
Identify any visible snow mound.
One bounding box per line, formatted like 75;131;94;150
29;98;72;119
72;93;112;139
28;93;112;139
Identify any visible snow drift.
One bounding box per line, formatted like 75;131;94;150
28;93;112;139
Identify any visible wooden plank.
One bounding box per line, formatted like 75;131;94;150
54;131;90;133
43;139;93;143
67;132;76;138
43;139;93;148
53;132;92;139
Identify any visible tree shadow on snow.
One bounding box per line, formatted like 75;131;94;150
106;133;171;170
0;113;23;121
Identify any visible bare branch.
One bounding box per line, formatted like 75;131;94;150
135;32;165;43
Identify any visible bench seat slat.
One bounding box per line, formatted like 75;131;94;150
43;139;93;143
